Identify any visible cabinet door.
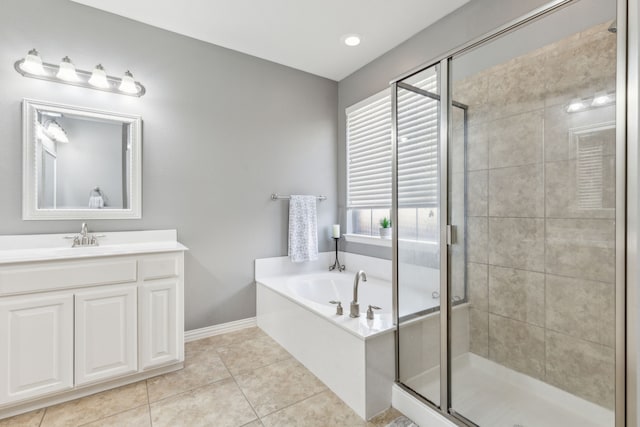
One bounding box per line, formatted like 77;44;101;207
75;284;137;385
139;278;181;370
0;293;73;404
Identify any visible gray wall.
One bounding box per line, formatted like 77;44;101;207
55;118;124;209
337;0;551;259
0;0;338;330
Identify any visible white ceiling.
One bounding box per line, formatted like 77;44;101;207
70;0;469;81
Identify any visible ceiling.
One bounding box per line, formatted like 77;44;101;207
70;0;469;81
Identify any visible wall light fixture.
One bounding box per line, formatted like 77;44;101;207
15;49;146;97
566;92;615;113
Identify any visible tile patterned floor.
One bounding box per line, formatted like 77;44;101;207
0;327;404;427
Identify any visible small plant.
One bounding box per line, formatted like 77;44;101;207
379;217;392;229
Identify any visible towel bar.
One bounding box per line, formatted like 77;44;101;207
271;193;327;201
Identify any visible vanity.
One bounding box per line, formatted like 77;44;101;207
0;229;187;419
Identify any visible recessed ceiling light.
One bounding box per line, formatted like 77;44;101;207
342;34;361;47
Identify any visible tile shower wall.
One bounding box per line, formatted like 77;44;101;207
453;22;617;409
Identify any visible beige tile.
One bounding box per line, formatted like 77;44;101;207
147;345;231;402
545;158;616;220
543;103;616;162
235;358;326;417
489;314;545;380
546;274;615;347
545;218;615;282
80;405;150;427
489;266;544;327
467;217;488;264
260;390;364;427
544;29;616;107
488;164;544;218
488;218;545;272
468;262;488;312
487;56;545;121
450;244;466;301
467;170;488;217
452;73;490;128
217;335;291;375
150;379;257;427
241;421;264;427
451;110;467;175
41;382;148;427
366;407;404;427
546;331;615;409
185;327;267;353
0;408;44;427
489;111;543;168
467;123;489;171
469;309;489;358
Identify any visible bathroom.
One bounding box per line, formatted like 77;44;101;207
0;0;638;426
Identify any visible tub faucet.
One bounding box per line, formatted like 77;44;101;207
350;270;367;318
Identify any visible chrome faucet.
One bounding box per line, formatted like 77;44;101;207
71;223;99;247
350;270;367;318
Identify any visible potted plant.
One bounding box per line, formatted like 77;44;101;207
379;217;392;239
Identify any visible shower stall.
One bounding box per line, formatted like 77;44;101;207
392;0;627;425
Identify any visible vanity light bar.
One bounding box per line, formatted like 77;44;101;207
14;49;146;97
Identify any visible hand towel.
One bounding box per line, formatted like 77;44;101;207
288;195;319;263
88;195;104;209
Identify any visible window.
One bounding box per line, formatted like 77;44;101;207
346;74;440;243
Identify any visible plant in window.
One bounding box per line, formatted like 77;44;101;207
379;217;392;239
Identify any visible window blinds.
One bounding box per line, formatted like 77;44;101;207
397;74;439;208
346;93;392;208
346;74;439;210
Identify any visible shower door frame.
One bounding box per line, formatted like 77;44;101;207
390;0;632;425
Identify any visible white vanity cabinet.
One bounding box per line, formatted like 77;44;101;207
0;230;187;419
74;284;138;385
139;278;181;370
0;292;74;404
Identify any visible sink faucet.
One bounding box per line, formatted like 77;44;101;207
350;270;367;318
71;222;99;247
80;223;89;245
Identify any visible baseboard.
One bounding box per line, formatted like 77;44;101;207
184;317;257;342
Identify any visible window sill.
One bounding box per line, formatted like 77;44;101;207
343;234;439;251
343;233;391;247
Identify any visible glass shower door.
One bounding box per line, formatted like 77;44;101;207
448;0;619;425
395;64;443;407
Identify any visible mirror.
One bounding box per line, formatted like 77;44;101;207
22;98;142;220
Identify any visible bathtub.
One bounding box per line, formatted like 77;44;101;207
255;252;395;420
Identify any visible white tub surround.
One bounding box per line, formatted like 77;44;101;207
255;252;394;420
0;230;187;420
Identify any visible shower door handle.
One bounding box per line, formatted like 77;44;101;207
446;225;456;246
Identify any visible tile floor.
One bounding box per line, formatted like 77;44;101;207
0;327;404;427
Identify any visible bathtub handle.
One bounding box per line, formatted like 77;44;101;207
329;301;344;315
366;305;382;320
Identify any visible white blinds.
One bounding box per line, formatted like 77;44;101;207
346;74;439;210
346;93;392;209
397;74;439;207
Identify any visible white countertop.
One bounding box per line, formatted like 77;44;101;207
0;230;188;264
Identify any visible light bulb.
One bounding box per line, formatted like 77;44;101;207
20;49;45;75
56;56;79;81
342;34;361;47
566;98;586;113
118;70;138;94
45;121;69;143
88;64;109;88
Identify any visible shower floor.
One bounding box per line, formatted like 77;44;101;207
404;353;614;427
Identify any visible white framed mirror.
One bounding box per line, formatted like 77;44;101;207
22;98;142;220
